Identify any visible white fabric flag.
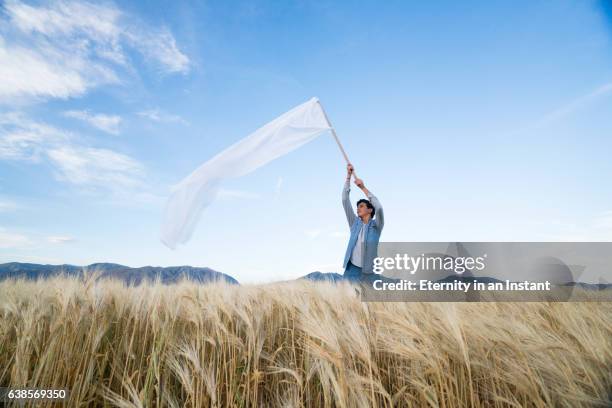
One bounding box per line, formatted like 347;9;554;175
161;97;331;249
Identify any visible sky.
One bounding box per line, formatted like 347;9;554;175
1;0;612;283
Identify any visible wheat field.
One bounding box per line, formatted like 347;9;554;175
0;275;610;407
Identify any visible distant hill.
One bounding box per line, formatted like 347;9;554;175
0;262;239;285
301;271;345;283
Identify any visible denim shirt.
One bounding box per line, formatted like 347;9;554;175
342;179;384;274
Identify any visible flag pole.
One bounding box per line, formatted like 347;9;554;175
316;100;357;179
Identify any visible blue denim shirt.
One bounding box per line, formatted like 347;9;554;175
342;180;384;274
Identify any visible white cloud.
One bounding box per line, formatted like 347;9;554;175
0;111;69;160
124;27;190;74
64;110;122;134
534;83;612;126
0;199;18;212
0;0;190;103
505;82;612;136
0;112;146;196
0;227;31;249
47;235;75;244
47;145;144;190
0;37;97;101
274;176;283;196
0;228;74;248
6;0;123;38
137;108;188;125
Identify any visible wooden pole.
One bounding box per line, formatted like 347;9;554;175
317;100;357;179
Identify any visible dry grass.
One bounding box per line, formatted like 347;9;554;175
0;274;610;407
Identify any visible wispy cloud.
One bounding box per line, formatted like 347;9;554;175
0;228;76;249
47;235;75;244
0;227;32;249
123;27;189;74
137;108;188;125
47;146;144;190
0;198;18;212
0;0;190;103
0;111;68;161
506;82;612;136
0;112;146;196
274;176;283;196
533;83;612;127
64;110;122;134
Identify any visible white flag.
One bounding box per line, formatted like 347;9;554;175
161;97;331;249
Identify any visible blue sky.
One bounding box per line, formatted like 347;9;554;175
1;0;611;283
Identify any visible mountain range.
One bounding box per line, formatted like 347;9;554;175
0;262;349;285
0;262;238;285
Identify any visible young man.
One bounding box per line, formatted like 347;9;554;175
342;163;384;282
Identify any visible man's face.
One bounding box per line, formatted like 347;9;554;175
357;202;372;219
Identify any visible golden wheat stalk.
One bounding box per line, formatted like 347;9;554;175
0;273;610;407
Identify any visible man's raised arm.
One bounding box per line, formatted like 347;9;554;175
354;177;384;231
342;164;357;227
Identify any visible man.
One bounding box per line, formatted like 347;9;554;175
342;163;384;283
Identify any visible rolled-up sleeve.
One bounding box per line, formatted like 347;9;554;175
367;191;384;231
342;180;356;227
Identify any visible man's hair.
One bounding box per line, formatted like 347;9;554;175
356;199;375;217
